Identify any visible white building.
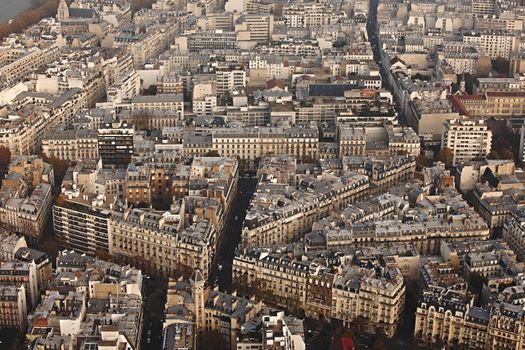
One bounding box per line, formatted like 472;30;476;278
441;117;492;166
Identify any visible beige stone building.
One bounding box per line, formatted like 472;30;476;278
0;45;60;84
242;156;369;247
0;88;86;156
42;127;98;162
211;125;320;162
451;92;525;118
332;264;405;338
233;246;406;338
416;286;525;350
109;208;217;279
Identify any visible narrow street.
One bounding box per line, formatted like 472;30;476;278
209;173;258;292
367;0;405;124
367;0;387;86
140;277;167;350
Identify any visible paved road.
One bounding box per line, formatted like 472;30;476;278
366;0;406;124
0;328;21;350
209;173;258;292
141;278;167;350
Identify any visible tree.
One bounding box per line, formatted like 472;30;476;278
416;154;430;168
131;0;157;12
500;148;515;160
462;73;476;94
95;249;112;261
198;330;228;350
205;150;220;157
437;147;453;168
0;0;61;40
142;85;157;96
494;136;510;153
42;154;69;187
468;272;488;296
38;236;63;259
54;194;66;207
371;330;387;350
0;146;11;168
493;57;510;77
487;150;502;160
132;111;151;131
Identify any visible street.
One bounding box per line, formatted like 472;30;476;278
209;172;258;292
140;277;167;350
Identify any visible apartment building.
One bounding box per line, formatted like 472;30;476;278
259;40;321;57
234;246;405;338
164;270;266;349
157;74;184;95
120;109;184;129
420;261;467;293
486;302;525;349
187;30;238;52
109;209;216;279
342;155;416;193
42;126;99;162
28;251;144;349
223;105;271;126
0;88;87;156
211;126;319;163
403;95;459;143
283;3;334;28
0;233;27;262
124;26;178;69
471;0;497;17
124;164;152;206
475;76;525;94
242;156;369;247
97;121;134;168
414;287;486;348
416;286;525;350
441;118;492;166
235;14;274;44
443;50;483;75
131;94;184;119
106;70;141;105
15;248;52;297
237;310;306;350
321;189;490;255
503;207;525;261
332;264;405;338
0;261;38;309
0;183;53;241
471;181;525;229
193;95;217;117
451;92;525;118
462;32;519;60
215;67;246;95
0;45;60;84
5;155;54;189
0;285;27;331
53;192;113;256
338;123;420;158
233;247;310;309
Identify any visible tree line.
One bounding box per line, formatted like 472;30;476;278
0;0;60;40
0;0;158;41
